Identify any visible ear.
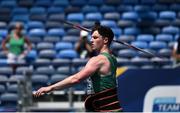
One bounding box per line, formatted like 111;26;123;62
103;37;108;44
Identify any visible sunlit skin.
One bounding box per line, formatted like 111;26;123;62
34;30;111;97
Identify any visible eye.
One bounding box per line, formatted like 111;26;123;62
92;36;98;39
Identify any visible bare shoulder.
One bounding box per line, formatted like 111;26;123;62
90;54;106;61
3;35;11;41
88;55;107;66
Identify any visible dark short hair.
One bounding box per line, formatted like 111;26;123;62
91;24;114;46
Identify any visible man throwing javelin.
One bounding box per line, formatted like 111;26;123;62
34;24;122;112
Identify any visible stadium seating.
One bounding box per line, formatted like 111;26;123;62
52;58;71;68
43;36;61;43
124;27;140;35
85;12;103;21
71;0;87;7
56;66;71;75
88;0;103;6
117;5;133;12
131;57;151;66
122;0;139;4
149;41;167;50
15;66;33;75
122;12;139;22
28;28;46;37
55;42;73;51
7;84;18;93
53;0;69;7
131;41;148;49
137;34;154;42
31;74;49;90
117;58;131;66
0;93;19;111
0;67;13;77
159;11;176;21
67;13;84;22
158;48;172;58
118;20;135;28
57;50;78;59
50;74;67;87
0;84;5;93
34;66;55;76
35;0;51;7
72;58;88;67
156;34;173;42
0;0;179;110
47;7;64;14
18;0;34;7
118;49;138;58
62;35;79;44
162;26;179;35
27;21;45;30
1;0;17;8
36;42;54;50
100;5;116;13
104;12;120;21
33;58;51;67
9;74;25;82
82;5;98;13
47;28;65;37
0;21;7;29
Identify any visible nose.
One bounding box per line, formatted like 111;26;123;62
90;37;93;43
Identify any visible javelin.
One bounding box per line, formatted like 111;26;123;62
61;20;157;57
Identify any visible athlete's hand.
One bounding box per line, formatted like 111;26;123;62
33;86;53;97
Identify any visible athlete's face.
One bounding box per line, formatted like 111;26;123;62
14;24;23;34
91;30;104;52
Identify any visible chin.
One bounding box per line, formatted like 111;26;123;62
92;48;97;52
92;48;96;51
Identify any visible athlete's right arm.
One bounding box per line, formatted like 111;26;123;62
2;35;10;54
34;55;104;97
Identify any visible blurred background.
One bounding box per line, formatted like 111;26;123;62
0;0;180;112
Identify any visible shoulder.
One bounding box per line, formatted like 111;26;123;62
88;54;107;65
91;54;107;61
4;34;11;41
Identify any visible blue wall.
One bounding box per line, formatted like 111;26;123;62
117;68;180;112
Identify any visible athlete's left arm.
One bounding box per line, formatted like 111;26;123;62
23;37;32;55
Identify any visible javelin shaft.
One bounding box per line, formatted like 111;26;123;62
113;40;156;57
62;20;91;32
62;20;157;57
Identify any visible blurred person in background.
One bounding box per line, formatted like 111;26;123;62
172;36;180;68
75;30;95;59
34;24;122;112
2;22;32;73
2;22;32;63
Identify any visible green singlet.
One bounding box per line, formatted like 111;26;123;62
9;32;25;55
91;52;117;93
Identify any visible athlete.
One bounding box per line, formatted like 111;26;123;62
34;24;122;112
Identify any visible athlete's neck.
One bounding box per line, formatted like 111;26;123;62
100;46;110;54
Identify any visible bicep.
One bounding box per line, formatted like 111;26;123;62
75;57;101;80
2;36;10;46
